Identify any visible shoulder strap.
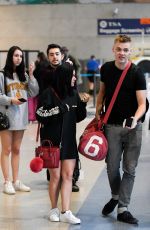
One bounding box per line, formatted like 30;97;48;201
50;87;61;101
36;123;41;142
102;61;132;125
4;75;7;96
0;70;7;95
0;70;8;109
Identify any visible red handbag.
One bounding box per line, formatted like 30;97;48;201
35;140;60;168
78;61;132;161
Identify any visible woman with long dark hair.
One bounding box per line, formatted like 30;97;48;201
0;46;39;195
37;63;89;224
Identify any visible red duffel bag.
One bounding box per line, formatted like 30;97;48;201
78;118;108;161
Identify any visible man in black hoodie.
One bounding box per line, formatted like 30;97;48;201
39;43;80;192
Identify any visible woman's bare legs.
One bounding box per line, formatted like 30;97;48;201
0;130;24;182
11;130;24;182
49;164;61;209
61;159;76;212
0;130;12;181
48;159;81;224
48;159;76;210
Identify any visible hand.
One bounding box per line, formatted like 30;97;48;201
59;103;70;114
79;92;90;103
65;58;73;65
11;97;24;105
95;104;103;121
123;117;137;129
28;62;35;77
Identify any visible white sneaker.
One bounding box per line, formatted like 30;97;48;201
49;208;60;222
3;181;16;195
13;180;31;192
60;210;81;224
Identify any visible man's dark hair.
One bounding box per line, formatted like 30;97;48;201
46;44;62;55
91;55;95;59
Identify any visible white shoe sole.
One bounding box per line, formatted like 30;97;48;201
3;191;16;195
60;218;81;224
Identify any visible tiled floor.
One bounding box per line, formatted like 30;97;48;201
0;101;150;230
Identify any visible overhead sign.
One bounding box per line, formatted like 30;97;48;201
97;18;150;35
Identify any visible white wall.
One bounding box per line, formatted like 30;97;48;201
0;3;150;61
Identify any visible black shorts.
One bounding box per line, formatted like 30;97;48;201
87;70;96;83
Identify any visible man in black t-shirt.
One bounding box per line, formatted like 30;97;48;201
96;35;147;225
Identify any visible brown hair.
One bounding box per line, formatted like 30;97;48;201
114;34;131;44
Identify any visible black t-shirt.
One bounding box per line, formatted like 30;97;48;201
36;65;56;95
100;61;146;124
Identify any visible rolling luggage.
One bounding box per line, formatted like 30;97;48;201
28;96;38;122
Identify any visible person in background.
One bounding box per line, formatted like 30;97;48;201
61;46;82;86
0;46;39;195
38;63;89;224
96;34;147;224
27;51;49;122
35;51;49;68
34;51;49;95
86;55;99;95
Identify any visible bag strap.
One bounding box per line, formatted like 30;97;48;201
4;75;7;97
0;70;8;110
36;122;41;142
50;87;64;147
50;87;61;101
0;71;7;94
102;61;132;126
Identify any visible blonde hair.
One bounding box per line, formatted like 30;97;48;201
114;34;131;44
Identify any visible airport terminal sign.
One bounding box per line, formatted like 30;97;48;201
97;18;150;35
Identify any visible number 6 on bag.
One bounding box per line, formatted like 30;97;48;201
78;130;108;161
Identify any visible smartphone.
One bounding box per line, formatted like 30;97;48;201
123;117;133;128
18;98;27;102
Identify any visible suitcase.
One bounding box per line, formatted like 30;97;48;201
28;96;38;122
